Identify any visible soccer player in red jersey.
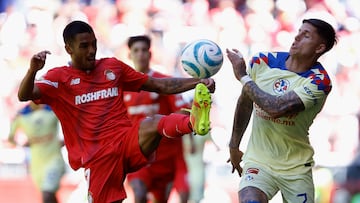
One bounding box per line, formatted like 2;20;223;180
17;20;214;203
124;35;190;203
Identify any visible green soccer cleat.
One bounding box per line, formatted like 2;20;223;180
190;83;211;136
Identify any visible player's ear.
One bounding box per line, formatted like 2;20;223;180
65;44;72;54
315;43;326;54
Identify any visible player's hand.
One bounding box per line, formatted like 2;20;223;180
30;50;51;72
227;147;244;177
200;78;215;93
226;48;247;81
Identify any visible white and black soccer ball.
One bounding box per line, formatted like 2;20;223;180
180;39;223;79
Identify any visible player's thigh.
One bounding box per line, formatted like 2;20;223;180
85;155;126;202
150;182;169;203
239;163;278;202
42;157;65;192
125;122;153;173
279;171;314;203
129;178;147;197
138;115;163;157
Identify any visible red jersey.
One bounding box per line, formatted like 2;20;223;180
34;57;148;170
124;70;190;163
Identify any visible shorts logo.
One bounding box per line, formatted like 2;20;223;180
273;78;290;95
245;168;259;174
245;175;254;181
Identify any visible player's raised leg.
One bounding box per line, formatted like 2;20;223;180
138;83;212;157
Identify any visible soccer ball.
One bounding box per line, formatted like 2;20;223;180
180;39;223;79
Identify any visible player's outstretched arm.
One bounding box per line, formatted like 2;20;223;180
18;51;50;101
141;77;215;94
243;83;305;118
226;48;305;118
227;88;252;177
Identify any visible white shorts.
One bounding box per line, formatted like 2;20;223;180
239;162;314;203
37;157;65;192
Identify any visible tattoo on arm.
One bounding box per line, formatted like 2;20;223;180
230;89;253;149
243;82;305;118
142;77;198;94
157;78;186;93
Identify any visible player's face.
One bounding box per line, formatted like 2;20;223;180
289;22;326;57
129;41;151;72
68;32;97;71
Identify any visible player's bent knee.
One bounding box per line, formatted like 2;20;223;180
130;179;147;199
239;186;268;203
138;115;164;157
140;115;163;134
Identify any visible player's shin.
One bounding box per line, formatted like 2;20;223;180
157;113;192;138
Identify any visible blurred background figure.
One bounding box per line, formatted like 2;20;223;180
182;132;212;203
7;101;66;203
328;113;360;203
124;35;191;203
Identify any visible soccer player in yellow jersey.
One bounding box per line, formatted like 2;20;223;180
8;102;65;203
226;18;337;203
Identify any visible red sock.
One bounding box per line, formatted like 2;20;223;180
157;113;192;138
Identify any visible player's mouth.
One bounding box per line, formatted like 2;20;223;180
87;56;95;61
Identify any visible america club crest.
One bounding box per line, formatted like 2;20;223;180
273;78;290;95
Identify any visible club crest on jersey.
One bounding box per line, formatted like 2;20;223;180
104;70;115;80
273;78;290;95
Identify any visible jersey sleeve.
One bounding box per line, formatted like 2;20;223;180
247;52;265;80
8;115;21;140
117;59;149;92
293;74;332;109
293;63;332;109
34;68;63;105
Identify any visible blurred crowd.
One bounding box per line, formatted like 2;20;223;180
0;0;359;202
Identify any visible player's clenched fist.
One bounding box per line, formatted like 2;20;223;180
30;50;51;72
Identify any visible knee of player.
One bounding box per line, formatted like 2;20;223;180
140;114;163;132
130;179;147;197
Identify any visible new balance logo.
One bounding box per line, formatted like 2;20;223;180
70;78;80;85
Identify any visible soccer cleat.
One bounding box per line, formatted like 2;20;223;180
189;83;211;136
